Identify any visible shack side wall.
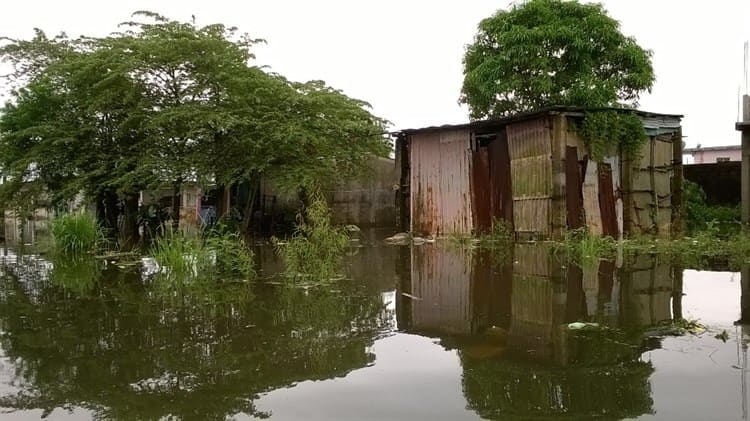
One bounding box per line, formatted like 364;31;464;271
409;129;473;236
624;134;676;237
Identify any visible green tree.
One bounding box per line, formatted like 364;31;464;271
0;12;390;242
460;0;655;119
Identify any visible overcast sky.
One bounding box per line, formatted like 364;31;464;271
2;0;750;147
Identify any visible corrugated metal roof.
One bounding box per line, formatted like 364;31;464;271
397;106;683;135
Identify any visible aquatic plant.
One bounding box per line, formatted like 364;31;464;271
50;212;103;255
554;227;618;264
151;229;255;282
274;188;349;282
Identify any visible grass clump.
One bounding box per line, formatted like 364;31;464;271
50;212;103;255
554;227;618;264
151;228;255;283
273;188;349;282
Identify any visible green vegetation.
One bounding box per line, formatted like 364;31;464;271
460;0;654;119
579;111;649;161
0;11;389;245
554;227;617;265
151;229;255;283
274;188;350;282
0;254;388;420
49;212;103;255
49;255;102;294
683;179;740;234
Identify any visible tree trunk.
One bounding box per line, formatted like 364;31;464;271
171;179;182;231
216;184;231;219
240;178;259;234
120;194;140;250
96;190;119;238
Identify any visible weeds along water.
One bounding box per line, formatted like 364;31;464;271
50;212;104;255
272;189;350;283
150;227;256;284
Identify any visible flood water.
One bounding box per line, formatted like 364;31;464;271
0;231;749;420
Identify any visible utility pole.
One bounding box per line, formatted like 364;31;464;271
738;95;750;231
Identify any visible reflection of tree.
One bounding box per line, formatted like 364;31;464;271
462;354;654;420
0;258;389;420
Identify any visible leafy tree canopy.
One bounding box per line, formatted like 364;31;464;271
0;12;390;231
460;0;655;119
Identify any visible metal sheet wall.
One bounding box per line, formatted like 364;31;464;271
409;129;473;235
507;119;553;237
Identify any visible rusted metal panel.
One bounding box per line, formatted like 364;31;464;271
409;129;473;236
602;155;624;237
598;163;619;237
507;119;553;237
582;160;603;235
410;246;473;335
565;146;584;229
471;148;492;233
488;130;514;226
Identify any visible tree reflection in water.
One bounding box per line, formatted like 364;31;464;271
0;248;391;420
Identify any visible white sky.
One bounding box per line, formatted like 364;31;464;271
2;0;750;147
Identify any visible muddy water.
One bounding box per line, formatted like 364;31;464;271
0;234;748;420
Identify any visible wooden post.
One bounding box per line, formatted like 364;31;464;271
740;265;750;324
743;95;750;229
671;127;684;238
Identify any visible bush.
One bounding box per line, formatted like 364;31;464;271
50;212;103;255
683;180;740;235
274;189;349;282
151;229;255;282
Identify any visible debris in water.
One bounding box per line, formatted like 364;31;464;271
401;292;422;301
568;322;600;330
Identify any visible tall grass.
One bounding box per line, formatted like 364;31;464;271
555;227;617;264
150;228;255;282
274;189;349;282
50;212;103;255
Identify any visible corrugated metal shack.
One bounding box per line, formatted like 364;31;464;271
395;106;683;239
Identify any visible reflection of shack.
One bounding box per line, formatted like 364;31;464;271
398;245;685;419
619;254;677;326
507;244;567;363
397;245;512;336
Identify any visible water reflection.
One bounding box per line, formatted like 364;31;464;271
0;248;391;420
398;244;687;420
0;241;747;420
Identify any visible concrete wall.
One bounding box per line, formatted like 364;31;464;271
326;156;398;228
260;156;399;229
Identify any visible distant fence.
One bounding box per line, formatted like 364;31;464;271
683;162;741;206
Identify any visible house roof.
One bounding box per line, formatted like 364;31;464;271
395;106;683;136
684;145;742;153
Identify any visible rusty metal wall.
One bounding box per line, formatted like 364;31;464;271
409;129;473;235
507;119;553;237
